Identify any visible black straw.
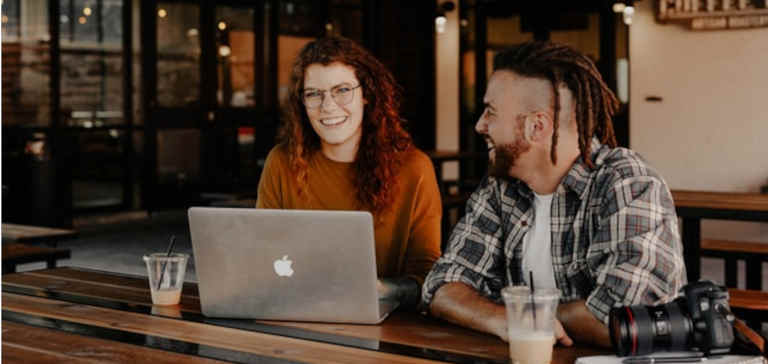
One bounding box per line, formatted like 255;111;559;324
156;235;177;290
529;270;537;330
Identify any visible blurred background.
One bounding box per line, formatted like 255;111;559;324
1;0;635;226
2;1;767;288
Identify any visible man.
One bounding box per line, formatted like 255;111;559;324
422;42;686;347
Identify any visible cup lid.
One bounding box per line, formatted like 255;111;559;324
501;286;560;300
142;253;189;262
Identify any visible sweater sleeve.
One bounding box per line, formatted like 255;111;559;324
256;147;285;209
402;152;443;286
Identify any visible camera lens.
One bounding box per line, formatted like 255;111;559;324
609;301;692;356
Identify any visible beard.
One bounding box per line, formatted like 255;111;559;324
488;136;530;178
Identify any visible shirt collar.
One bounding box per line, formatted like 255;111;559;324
559;137;606;200
497;137;608;202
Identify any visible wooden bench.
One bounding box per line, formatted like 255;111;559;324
2;243;71;274
729;288;768;331
2;223;78;247
701;239;768;290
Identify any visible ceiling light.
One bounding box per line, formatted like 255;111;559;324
623;6;635;25
435;1;455;34
219;45;231;57
435;15;447;34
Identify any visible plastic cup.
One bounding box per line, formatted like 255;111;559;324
502;286;560;364
143;253;189;305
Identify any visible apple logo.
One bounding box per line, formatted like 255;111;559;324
273;255;294;277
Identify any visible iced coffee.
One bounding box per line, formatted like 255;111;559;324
502;286;560;364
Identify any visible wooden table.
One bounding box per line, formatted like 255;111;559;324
2;267;606;363
670;190;768;284
2;223;78;247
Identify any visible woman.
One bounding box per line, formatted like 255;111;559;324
256;36;441;308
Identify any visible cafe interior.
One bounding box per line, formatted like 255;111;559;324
2;0;768;362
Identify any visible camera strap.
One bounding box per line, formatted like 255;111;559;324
731;319;767;359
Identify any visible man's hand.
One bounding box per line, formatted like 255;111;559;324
430;283;569;346
430;282;509;340
557;300;611;348
430;283;611;348
555;319;574;346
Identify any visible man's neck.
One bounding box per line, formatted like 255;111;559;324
516;144;580;195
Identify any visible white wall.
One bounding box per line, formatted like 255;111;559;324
435;0;460;181
630;0;768;241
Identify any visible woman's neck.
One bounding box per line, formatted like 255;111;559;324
321;140;359;162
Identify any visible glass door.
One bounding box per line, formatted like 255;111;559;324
145;0;202;209
59;0;134;211
207;2;275;193
143;0;274;210
3;0;135;226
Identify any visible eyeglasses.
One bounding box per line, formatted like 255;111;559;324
301;84;361;109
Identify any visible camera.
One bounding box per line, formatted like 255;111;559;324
609;280;735;357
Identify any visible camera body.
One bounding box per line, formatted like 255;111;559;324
609;281;735;356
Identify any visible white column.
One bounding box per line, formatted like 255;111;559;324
435;0;460;182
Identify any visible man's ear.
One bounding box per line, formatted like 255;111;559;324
525;111;553;142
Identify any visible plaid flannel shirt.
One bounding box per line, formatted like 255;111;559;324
422;139;687;324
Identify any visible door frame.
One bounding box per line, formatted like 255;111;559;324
140;0;278;211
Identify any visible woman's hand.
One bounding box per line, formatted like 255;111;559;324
377;277;420;307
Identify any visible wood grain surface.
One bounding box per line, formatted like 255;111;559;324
701;239;768;254
671;190;768;212
2;293;445;364
3;268;611;363
2;320;228;364
729;289;768;311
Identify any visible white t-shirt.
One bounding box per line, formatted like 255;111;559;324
521;192;557;289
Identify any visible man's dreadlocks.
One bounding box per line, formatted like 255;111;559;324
493;41;619;169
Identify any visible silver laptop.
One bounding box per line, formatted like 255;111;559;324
188;207;398;324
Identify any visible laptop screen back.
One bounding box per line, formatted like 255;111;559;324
188;207;384;323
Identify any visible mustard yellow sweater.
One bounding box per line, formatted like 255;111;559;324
256;144;442;284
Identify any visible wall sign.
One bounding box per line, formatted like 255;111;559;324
657;0;768;29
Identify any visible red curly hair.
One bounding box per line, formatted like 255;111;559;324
280;36;413;216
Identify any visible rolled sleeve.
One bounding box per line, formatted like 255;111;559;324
421;179;508;309
586;175;686;324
